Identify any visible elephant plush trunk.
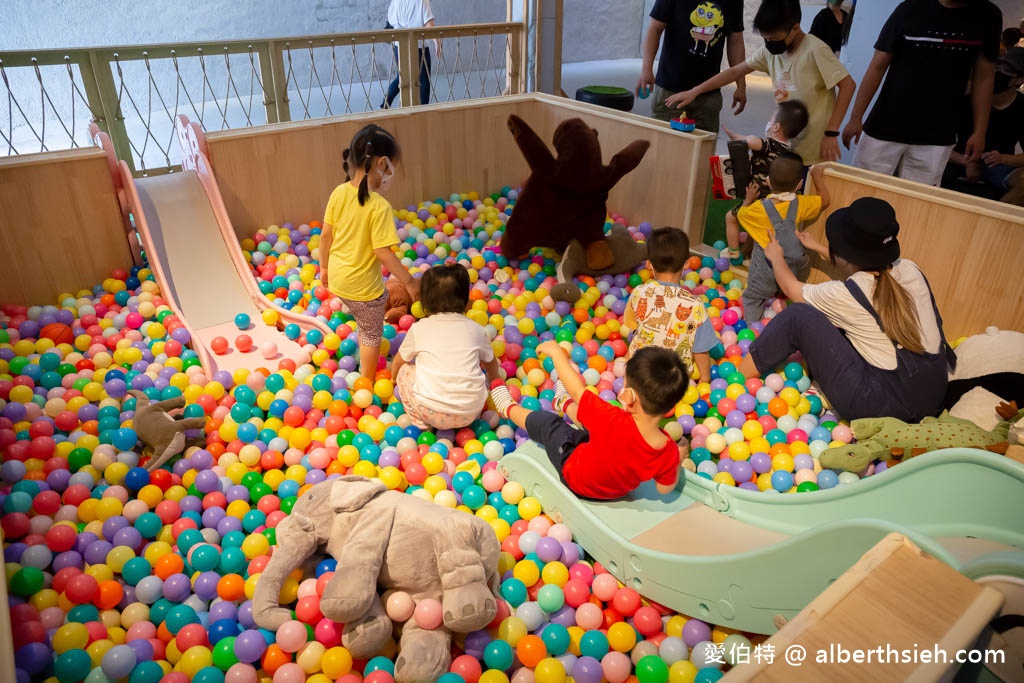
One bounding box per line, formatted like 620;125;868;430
252;514;319;630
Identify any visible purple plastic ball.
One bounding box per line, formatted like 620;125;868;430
682;618;712;647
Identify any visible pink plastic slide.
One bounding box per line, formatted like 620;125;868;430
97;117;333;376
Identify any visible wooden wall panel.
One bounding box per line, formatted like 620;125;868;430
0;149;131;305
205;94;716;245
806;164;1024;339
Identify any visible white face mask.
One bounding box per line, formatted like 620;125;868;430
378;157;395;191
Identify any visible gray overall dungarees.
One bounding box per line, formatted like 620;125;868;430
743;197;811;323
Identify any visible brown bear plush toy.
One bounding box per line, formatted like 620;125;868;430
500;115;650;271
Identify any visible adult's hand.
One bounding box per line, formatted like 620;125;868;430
841;118;863;150
964;131;986;163
665;89;698;109
795;230;827;259
636;69;654;98
764;235;784;264
732;86;747;115
819;136;841;162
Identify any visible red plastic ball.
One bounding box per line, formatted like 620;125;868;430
211;337;229;355
236;335;253;353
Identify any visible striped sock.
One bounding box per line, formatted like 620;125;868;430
489;381;516;419
553;380;573;414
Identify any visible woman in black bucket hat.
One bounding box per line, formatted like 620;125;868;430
739;197;955;422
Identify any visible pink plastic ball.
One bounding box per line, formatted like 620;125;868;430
832;424;853;443
225;663;259;683
260;342;278;359
413;598;443;630
481;469;505;493
601;651;632;683
591;573;618;601
575;602;604;630
275;620;308;653
273;663;306;683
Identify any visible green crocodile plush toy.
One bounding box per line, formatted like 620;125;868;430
820;405;1024;473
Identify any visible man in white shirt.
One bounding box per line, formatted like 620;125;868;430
382;0;441;107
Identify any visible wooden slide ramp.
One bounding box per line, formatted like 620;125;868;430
724;534;1007;682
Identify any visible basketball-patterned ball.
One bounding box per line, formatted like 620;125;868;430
40;323;74;345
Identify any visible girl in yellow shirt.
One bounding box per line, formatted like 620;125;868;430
320;124;419;380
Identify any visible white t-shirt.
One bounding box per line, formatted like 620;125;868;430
399;313;494;417
388;0;434;30
801;260;942;370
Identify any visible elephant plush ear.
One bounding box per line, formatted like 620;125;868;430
329;476;387;512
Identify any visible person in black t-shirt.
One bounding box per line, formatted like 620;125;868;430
843;0;1002;187
810;0;849;55
637;0;747;133
946;47;1024;205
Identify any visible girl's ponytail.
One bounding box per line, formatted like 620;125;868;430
358;140;374;205
342;148;352;181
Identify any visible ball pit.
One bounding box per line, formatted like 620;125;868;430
1;187;873;683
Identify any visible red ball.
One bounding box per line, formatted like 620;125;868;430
295;596;323;624
633;606;663;637
450;654;482;683
236;335;253;353
45;524;77;553
32;490;62;515
211;337;229;355
65;573;99;603
611;587;641;617
40;323;74;345
175;623;209;650
1;512;30;538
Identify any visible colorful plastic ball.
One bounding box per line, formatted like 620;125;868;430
635;655;670;683
386;591;415;621
235;313;252;330
102;644;138;679
414;598;443;630
483;639;515;671
276;620;308;653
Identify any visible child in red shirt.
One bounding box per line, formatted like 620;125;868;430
490;343;689;500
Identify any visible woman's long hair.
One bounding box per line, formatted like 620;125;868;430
873;266;925;354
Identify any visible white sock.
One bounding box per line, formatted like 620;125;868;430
553;380;573;414
489;382;516;419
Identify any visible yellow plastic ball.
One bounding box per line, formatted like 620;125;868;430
517;497;541;520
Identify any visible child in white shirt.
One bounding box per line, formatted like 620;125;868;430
392;263;502;429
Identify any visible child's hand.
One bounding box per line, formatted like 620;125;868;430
537;340;564;359
320;269;329;291
404;279;420;302
665;89;697;109
744;182;760;203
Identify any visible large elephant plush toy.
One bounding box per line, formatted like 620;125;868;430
252;475;501;682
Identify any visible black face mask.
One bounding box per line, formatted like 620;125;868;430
994;71;1013;93
764;38;789;55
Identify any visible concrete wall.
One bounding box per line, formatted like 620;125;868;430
0;0;507;49
562;1;836;65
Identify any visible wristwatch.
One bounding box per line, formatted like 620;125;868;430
824;130;840;137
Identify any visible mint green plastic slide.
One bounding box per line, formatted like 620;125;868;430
498;444;1024;634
